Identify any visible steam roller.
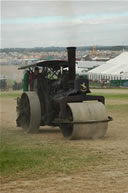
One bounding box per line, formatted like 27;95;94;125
16;47;112;139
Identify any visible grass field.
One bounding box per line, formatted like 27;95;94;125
0;88;128;193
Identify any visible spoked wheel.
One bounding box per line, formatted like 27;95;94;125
17;92;41;133
60;101;109;139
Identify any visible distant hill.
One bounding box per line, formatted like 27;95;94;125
1;45;128;53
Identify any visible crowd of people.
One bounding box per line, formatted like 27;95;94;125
22;67;39;92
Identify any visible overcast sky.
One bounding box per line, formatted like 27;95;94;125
1;0;128;48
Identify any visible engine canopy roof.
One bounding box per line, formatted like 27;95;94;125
18;60;69;70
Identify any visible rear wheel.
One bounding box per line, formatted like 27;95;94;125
17;92;41;133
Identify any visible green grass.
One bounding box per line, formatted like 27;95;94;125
89;93;128;100
0;140;106;179
0;91;22;98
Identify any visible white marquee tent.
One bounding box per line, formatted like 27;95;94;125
88;52;128;81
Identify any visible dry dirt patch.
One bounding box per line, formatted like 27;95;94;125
0;97;17;128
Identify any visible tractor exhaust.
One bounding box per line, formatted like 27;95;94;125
67;47;76;80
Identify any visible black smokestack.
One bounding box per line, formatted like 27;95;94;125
67;47;76;80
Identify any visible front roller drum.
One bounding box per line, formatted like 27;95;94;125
17;92;41;133
60;101;110;139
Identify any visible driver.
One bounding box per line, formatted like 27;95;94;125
29;67;39;91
